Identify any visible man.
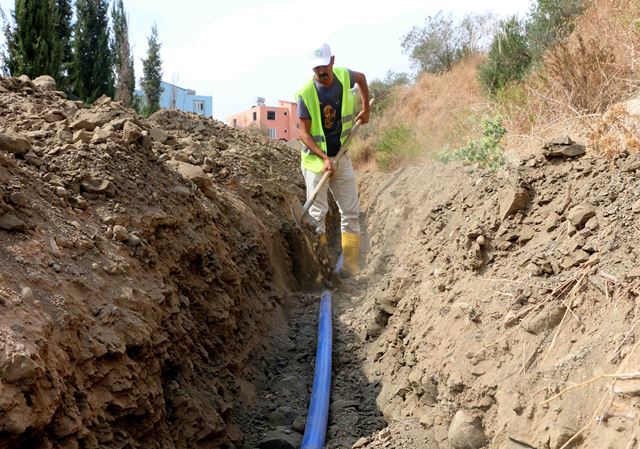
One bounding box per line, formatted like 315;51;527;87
296;43;370;276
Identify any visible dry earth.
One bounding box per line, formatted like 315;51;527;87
2;74;640;449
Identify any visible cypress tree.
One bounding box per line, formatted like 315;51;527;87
141;24;162;115
3;0;65;81
56;0;73;91
72;0;114;103
111;0;134;106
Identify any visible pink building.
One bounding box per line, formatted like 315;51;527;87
226;100;299;141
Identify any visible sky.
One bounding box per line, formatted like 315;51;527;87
0;0;533;121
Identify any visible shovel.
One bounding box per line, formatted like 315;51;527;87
291;99;373;229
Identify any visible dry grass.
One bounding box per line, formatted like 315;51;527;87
351;54;488;170
354;0;640;169
499;0;640;157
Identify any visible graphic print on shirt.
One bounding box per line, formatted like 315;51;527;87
323;104;336;130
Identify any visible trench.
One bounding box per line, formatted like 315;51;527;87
234;229;386;448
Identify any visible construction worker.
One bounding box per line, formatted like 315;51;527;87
296;43;370;276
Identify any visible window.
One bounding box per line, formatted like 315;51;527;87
267;111;276;120
252;111;257;121
194;100;205;113
268;128;276;138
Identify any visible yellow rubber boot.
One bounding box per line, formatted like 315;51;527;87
341;232;361;276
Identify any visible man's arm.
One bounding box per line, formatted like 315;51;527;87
299;117;334;174
352;71;370;124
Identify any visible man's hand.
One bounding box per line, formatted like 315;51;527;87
356;108;370;124
322;157;335;175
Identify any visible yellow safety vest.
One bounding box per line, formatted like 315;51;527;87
296;67;355;172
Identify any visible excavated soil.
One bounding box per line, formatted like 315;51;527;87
2;73;640;449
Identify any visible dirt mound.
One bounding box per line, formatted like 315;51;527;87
348;146;640;448
0;75;318;448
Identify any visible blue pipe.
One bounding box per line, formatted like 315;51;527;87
300;289;333;449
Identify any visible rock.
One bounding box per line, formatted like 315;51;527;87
545;212;560;232
523;304;565;334
69;109;113;131
123;121;144;144
550;425;580;449
93;94;111;106
612;378;640;396
24;152;43;167
113;225;128;241
500;188;530;220
627;267;640;280
33;75;56;90
257;427;301;449
150;127;169;143
291;416;306;433
268;406;296;427
9;192;27;207
448;410;488;449
0;213;26;231
80;177;115;197
633;199;640;214
91;125;116;144
353;437;369;448
0;166;8;183
0;130;33;156
1;351;43;383
526;262;542;276
542;136;586;158
620;153;640;172
72;130;92;143
169;161;211;189
126;234;142;247
567;204;596;228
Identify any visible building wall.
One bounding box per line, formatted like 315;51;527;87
135;82;213;117
226;101;299;141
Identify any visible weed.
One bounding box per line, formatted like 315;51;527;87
438;116;506;169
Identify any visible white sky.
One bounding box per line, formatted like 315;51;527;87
0;0;532;121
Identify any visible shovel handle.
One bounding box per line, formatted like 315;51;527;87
300;99;373;216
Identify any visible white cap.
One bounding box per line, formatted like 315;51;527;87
309;43;332;69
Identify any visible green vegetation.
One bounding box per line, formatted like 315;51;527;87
401;11;495;74
438;117;506;170
1;0;144;105
2;0;69;82
72;0;113;103
368;70;410;115
140;24;163;116
375;124;421;170
479;0;588;94
111;0;135;107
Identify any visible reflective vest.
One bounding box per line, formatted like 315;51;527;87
296;67;355;172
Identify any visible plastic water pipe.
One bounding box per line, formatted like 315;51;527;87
300;289;333;449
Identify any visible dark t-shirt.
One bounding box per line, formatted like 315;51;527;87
298;69;355;157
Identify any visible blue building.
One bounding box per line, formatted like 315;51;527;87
135;81;213;116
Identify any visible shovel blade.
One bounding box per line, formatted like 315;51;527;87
290;198;314;229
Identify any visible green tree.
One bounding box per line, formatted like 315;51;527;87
141;24;162;115
55;0;73;91
478;17;532;94
72;0;114;103
526;0;588;61
401;11;495;74
2;0;66;81
368;70;411;114
111;0;135;106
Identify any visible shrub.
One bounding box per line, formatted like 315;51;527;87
438;116;506;169
375;124;421;170
478;17;531;94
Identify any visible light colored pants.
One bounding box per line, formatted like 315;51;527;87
302;155;360;235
